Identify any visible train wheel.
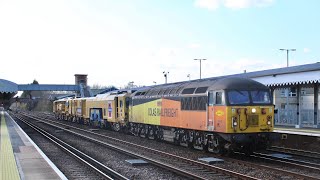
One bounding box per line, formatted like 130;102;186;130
139;125;146;138
133;127;139;136
144;125;149;138
192;132;204;150
179;131;189;147
207;135;222;154
113;123;120;132
129;123;138;136
139;125;148;138
212;136;221;153
156;127;164;141
148;126;155;140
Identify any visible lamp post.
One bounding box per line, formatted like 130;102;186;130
194;58;206;79
279;49;296;67
163;71;169;84
129;81;134;88
279;48;295;119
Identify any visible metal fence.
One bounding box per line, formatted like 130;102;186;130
275;109;298;126
300;109;315;127
275;109;318;127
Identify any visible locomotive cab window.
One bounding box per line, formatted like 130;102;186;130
208;91;224;105
216;92;223;104
251;90;271;104
126;97;130;108
120;100;123;107
227;90;272;105
228;90;250;105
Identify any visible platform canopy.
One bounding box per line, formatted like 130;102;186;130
215;62;320;87
0;79;18;93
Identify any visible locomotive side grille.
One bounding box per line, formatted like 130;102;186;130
248;115;259;126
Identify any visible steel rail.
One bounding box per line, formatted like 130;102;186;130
14;114;129;180
252;152;320;171
268;146;320;160
228;152;320;180
21;111;320;179
19;112;256;180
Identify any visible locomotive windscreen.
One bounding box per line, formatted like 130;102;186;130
227;90;271;105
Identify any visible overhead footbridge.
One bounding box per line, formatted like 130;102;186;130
0;79;81;93
0;79;91;108
17;84;80;91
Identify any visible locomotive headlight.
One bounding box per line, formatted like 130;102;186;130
233;121;238;126
251;108;256;113
267;115;272;125
232;117;238;128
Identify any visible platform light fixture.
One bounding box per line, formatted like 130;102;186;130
129;81;134;88
279;49;296;67
163;71;169;84
194;58;206;79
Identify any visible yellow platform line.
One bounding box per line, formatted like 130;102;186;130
0;112;20;180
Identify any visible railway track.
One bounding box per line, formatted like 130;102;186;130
226;151;320;179
15;111;257;180
268;146;320;160
12;113;128;180
252;151;320;170
17;111;320;179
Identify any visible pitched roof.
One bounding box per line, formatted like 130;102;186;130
0;79;18;93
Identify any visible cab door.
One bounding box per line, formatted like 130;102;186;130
207;91;215;131
118;97;124;120
115;97;118;119
207;91;224;131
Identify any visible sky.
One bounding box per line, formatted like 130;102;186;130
1;0;320;88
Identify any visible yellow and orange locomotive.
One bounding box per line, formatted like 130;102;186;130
53;77;276;153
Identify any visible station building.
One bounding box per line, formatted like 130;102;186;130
231;62;320;128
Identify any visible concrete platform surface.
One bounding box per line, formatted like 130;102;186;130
1;111;67;180
274;127;320;137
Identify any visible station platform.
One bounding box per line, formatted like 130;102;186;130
274;126;320;137
0;111;67;180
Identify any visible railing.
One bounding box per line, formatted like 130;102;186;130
300;109;315;127
275;109;297;126
275;109;319;127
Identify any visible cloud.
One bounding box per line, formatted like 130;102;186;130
303;48;310;53
194;0;274;10
187;43;201;49
194;0;220;10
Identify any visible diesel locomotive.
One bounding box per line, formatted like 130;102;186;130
53;77;277;153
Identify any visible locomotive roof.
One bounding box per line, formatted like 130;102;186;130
132;77;269;97
209;77;269;91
